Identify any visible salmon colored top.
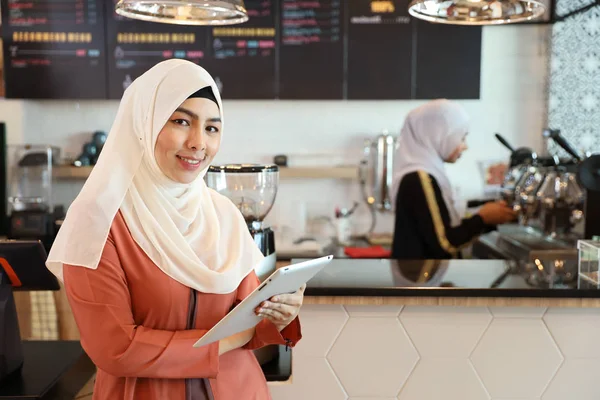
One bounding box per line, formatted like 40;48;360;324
63;211;302;400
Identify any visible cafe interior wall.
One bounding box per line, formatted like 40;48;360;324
0;24;550;238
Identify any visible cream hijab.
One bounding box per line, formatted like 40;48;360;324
46;59;264;294
391;99;470;226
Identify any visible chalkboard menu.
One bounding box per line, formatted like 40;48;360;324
105;0;277;99
1;0;482;100
1;0;107;99
104;0;210;99
414;20;482;99
209;0;278;99
347;0;413;99
278;0;344;99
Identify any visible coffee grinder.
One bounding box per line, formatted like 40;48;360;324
205;164;280;366
205;164;279;281
7;145;65;252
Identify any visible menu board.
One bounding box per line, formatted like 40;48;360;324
278;0;345;99
347;0;413;99
414;20;482;99
104;0;210;99
209;0;278;99
1;0;483;100
1;0;107;98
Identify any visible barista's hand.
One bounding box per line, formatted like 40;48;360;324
255;284;305;331
478;200;517;225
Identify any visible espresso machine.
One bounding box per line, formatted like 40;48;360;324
6;145;65;252
359;131;398;237
473;129;600;287
205;164;279;281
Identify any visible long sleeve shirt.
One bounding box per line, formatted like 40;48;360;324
392;170;485;259
63;211;301;400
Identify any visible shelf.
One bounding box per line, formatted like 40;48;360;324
54;166;93;179
53;165;358;181
279;166;357;180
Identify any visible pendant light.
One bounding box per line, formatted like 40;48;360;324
115;0;248;25
408;0;546;25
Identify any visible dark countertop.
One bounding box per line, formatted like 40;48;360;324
294;258;600;298
0;340;95;399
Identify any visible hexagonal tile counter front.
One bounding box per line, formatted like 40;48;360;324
543;308;600;358
400;306;492;358
327;317;419;398
349;398;395;400
542;359;600;400
293;305;349;358
470;319;563;399
268;358;348;400
398;359;490;400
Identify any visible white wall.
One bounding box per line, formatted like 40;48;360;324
0;25;551;237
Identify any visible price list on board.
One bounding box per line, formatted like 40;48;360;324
104;0;211;99
5;0;100;26
347;0;413;99
209;0;278;99
1;0;107;98
0;0;482;100
414;20;482;99
278;0;345;99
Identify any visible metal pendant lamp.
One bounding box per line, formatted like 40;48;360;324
408;0;546;25
115;0;248;25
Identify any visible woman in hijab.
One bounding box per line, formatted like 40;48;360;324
391;99;515;259
46;59;303;400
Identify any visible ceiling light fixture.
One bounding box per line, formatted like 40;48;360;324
407;0;546;25
115;0;248;25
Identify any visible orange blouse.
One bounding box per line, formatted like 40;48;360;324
63;211;301;400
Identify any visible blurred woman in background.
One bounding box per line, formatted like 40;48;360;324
391;99;515;259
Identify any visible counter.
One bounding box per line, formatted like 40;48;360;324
269;258;600;400
304;258;600;306
0;341;95;400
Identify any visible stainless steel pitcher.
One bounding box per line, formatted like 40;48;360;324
359;131;398;213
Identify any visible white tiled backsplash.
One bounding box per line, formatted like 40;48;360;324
0;25;551;236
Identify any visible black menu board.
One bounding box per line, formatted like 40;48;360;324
1;0;107;99
278;0;345;99
414;20;482;99
1;0;483;100
208;0;278;99
104;0;210;99
347;0;413;99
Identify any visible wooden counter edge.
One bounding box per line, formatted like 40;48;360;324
303;295;600;308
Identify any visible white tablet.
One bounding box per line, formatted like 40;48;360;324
193;255;333;348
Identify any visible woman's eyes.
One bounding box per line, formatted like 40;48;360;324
172;119;190;127
171;118;219;133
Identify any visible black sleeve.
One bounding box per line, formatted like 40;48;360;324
401;171;485;258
